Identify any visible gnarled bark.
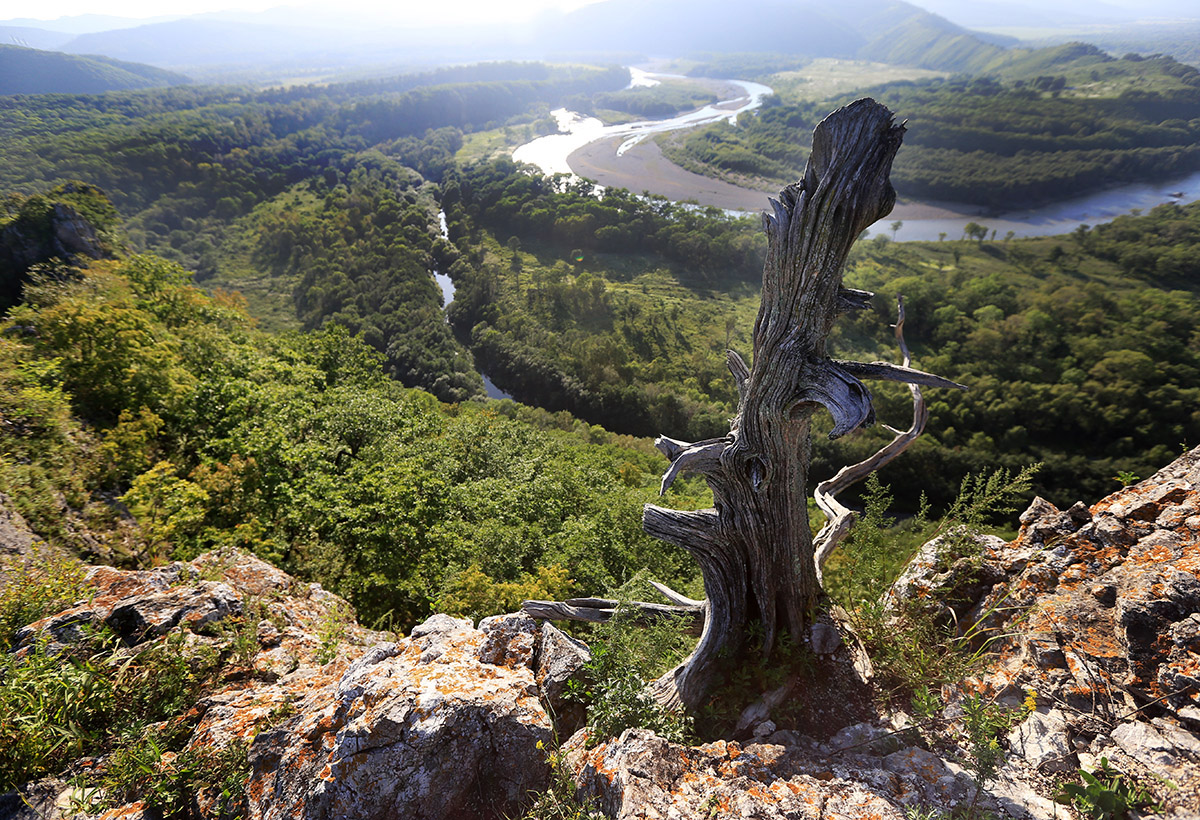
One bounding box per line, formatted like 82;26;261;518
642;99;959;711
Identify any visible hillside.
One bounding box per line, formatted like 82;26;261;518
0;44;188;95
437;162;1200;510
547;0;1005;73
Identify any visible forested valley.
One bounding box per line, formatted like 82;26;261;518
3;55;1199;633
661;45;1200;209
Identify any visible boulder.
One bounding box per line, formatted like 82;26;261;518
0;493;36;557
904;446;1200;816
565;728;993;820
246;612;553;820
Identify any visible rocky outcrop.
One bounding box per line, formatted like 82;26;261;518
247;612;552;820
557;448;1200;819
565;726;987;820
0;192;109;309
6;447;1198;820
882;446;1200;817
3;550;557;820
0;493;36;557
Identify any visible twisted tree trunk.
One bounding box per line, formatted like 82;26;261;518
644;99;963;711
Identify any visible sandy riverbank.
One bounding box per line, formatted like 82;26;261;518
567;137;984;219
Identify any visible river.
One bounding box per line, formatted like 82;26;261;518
866;172;1200;242
511;71;1200;240
512;73;773;179
431;210;511;400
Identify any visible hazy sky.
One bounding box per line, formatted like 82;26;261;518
0;0;587;25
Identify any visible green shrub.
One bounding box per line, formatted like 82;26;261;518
0;548;88;651
0;628;218;791
1055;757;1161;820
568;604;694;745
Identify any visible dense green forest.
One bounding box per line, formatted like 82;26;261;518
438;169;1200;509
3;55;1198;529
0;252;706;628
660;47;1200;209
0;62;626;402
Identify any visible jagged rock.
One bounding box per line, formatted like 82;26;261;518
0;777;69;820
912;446;1200;817
535;622;590;735
246;612;552;820
568;729;907;819
886;747;972;805
1111;721;1180;769
885;530;1008;625
1007;709;1074;773
477;611;538;668
824;722;902;756
565;728;997;819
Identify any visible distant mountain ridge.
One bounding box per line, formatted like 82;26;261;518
544;0;1008;73
7;0;1007;80
0;44;189;95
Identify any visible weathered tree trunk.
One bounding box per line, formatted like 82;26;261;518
644;99;961;710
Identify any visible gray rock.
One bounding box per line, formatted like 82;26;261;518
1008;709;1075;773
826;722;900;756
535;622;590;735
410;612;472;638
810;621;842;655
568;729;906;820
0;493;36;557
103;581;242;644
0;777;68;820
248;619;552;820
477;611;538;668
1111;721;1179;769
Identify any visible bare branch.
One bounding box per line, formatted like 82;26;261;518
837;287;874;313
813;295;934;577
654;436;690;461
649;580;704;608
834;359;966;390
727;348;750;401
659;439;728;495
791;358;875;439
522;598;703;634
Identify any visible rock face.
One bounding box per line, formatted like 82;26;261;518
559;448;1200;819
566;728;972;820
0;196;109;309
5;447;1198;820
885;446;1200;817
247;612;552;820
2;548;555;820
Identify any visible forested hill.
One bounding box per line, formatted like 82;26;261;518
0;62;628;404
3;57;1197;516
0;44;189;95
439;164;1200;510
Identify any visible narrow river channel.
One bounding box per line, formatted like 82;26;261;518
431;210;512;400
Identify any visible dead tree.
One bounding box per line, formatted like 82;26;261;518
640;99;964;710
526;99;963;713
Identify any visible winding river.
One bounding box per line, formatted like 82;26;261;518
512;70;1200;240
512;72;773;179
